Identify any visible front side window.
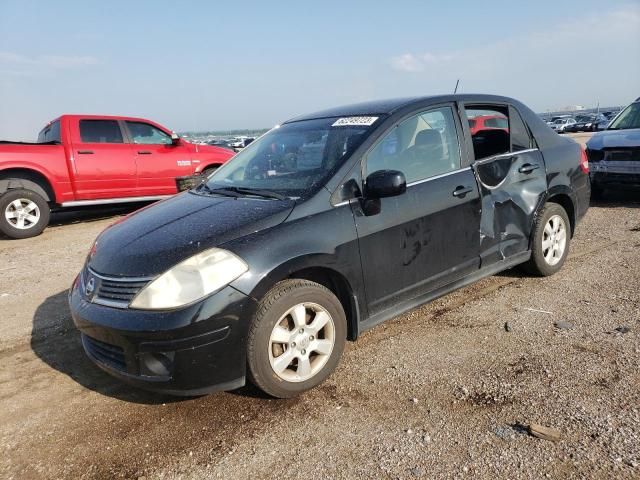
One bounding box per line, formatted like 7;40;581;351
80;120;123;143
365;106;461;183
126;121;172;144
608;102;640;130
204;117;378;198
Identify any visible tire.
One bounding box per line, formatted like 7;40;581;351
0;188;50;239
247;279;347;398
201;166;219;178
521;202;571;277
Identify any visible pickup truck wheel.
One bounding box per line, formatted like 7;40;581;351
0;189;50;239
247;279;347;398
202;166;218;178
521;203;571;277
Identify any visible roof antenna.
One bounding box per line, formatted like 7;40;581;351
453;79;460;94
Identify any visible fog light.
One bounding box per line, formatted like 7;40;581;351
139;351;174;377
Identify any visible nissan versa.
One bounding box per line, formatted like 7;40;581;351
70;95;591;398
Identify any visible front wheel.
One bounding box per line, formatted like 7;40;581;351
0;189;50;239
521;203;571;276
247;279;347;398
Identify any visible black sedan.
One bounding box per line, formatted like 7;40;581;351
70;94;591;398
565;114;609;132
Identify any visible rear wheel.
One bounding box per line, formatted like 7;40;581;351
247;279;347;398
0;189;50;239
521;203;571;276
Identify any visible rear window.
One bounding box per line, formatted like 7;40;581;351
37;120;61;143
484;117;508;129
79;120;124;143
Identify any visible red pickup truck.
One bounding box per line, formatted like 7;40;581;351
0;114;234;239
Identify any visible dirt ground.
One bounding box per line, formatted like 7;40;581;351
1;136;639;479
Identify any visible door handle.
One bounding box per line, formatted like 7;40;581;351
518;163;540;174
452;186;473;197
77;150;94;154
137;150;152;155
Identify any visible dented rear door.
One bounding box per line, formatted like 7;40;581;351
469;105;548;266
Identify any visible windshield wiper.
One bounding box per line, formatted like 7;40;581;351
195;183;242;197
225;187;288;200
196;184;287;200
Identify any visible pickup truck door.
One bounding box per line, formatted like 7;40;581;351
70;119;137;199
465;104;548;267
123;121;195;195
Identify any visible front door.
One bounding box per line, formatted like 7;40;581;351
463;104;548;266
124;121;194;195
353;105;481;319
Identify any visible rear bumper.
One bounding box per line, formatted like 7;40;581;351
69;282;258;395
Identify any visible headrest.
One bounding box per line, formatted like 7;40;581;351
415;129;442;146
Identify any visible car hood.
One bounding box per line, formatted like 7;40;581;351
587;128;640;150
88;191;296;277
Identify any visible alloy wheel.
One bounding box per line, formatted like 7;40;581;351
268;302;335;382
542;214;567;266
4;198;40;230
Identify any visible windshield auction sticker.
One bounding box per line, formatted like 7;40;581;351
332;116;379;127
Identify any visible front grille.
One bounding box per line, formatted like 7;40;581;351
83;267;151;308
82;334;127;372
95;278;148;303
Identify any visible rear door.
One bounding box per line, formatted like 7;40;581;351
123;121;194;195
463;104;547;267
70;119;137;199
353;104;481;318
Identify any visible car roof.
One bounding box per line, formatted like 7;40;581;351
59;114;158;123
284;94;517;123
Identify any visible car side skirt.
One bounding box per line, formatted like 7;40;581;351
356;251;531;336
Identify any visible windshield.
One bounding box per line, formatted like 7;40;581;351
202;116;381;198
608;102;640;130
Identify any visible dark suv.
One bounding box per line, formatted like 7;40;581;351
69;94;591;398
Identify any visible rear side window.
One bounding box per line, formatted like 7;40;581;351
38;120;61;143
509;106;533;151
366;106;461;183
80;120;124;143
464;105;534;160
126;121;172;145
464;107;510;160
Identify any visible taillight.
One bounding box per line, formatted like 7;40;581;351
580;148;589;174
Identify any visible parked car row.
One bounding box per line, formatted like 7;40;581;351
207;136;255;152
545;111;617;133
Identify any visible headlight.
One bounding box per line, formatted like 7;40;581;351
130;248;248;310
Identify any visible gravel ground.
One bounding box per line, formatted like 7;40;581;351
0;185;639;479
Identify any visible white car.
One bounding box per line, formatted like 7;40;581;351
551;118;576;133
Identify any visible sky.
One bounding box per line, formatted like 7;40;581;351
1;0;639;140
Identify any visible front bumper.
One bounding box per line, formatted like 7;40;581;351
69;281;258;395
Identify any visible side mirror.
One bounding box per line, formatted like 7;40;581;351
365;170;406;198
171;132;180;145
